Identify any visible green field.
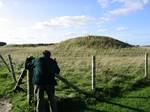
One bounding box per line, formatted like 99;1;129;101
0;36;150;112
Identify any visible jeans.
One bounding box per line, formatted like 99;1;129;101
34;85;57;112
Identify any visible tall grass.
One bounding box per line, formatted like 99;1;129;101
0;45;149;91
0;42;150;111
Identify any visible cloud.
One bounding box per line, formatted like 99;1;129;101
64;32;76;37
109;0;149;16
97;16;113;24
32;16;95;30
97;0;109;8
0;18;9;23
116;27;128;32
0;1;3;7
97;0;149;27
98;28;108;32
98;0;149;16
5;15;96;44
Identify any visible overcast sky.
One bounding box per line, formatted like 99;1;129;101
0;0;149;45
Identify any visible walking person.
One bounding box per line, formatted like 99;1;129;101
25;50;60;112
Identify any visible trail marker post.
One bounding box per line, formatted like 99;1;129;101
145;53;148;78
0;54;11;72
92;56;96;93
27;69;34;107
8;54;17;83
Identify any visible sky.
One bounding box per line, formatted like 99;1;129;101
0;0;150;45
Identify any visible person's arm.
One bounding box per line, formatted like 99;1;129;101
25;56;35;70
53;60;60;75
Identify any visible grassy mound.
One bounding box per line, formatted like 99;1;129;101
0;43;150;112
57;35;133;49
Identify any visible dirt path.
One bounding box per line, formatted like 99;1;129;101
0;98;12;112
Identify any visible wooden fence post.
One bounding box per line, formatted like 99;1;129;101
56;75;88;95
14;69;27;91
8;54;17;83
0;54;11;72
27;69;34;107
92;56;96;93
145;53;148;78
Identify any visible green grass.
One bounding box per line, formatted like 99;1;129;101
56;35;133;49
0;65;29;112
87;86;150;112
0;36;150;111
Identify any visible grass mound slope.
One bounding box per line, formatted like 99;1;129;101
57;35;133;49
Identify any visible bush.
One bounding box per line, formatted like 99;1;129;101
0;42;7;46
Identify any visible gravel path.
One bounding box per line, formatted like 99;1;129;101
0;98;12;112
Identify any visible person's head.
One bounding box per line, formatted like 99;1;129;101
42;50;51;57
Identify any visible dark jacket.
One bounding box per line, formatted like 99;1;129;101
25;56;60;85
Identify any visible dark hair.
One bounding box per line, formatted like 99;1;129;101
43;50;51;57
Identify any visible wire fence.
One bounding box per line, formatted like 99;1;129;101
0;51;149;92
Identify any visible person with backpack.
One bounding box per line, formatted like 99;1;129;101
25;50;60;112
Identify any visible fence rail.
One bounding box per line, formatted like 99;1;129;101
0;53;149;109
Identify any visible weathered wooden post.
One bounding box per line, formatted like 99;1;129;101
56;75;88;95
8;54;17;83
92;56;96;93
14;69;27;91
145;53;148;78
27;69;34;107
0;54;11;72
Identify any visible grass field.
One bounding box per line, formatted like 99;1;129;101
0;36;150;112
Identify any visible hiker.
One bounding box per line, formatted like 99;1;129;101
25;50;60;112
